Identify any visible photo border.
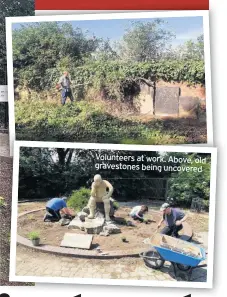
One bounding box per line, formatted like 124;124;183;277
10;141;217;288
6;10;213;155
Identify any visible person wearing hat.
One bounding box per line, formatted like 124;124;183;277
56;71;74;105
157;203;188;238
43;195;74;222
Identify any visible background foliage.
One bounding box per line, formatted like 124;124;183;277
19;148;211;209
0;0;34;84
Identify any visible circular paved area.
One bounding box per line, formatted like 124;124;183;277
16;245;207;282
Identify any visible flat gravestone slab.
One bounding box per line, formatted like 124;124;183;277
60;233;93;249
155;87;180;115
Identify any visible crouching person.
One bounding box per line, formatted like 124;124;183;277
44;196;74;222
130;205;148;222
158;203;188;238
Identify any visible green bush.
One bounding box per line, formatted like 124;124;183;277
113;201;120;210
168;158;211;208
28;231;40;240
68;187;90;211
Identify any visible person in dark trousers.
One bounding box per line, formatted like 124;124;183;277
44;196;74;222
157;203;188;238
57;71;74;105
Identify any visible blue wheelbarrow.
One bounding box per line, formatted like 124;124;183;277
140;234;207;281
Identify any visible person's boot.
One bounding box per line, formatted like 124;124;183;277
43;213;51;222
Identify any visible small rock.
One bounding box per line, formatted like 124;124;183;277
126;220;135;227
100;231;110;237
103;223;121;234
59;218;71;226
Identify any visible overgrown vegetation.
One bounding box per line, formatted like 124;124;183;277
15;100;188;144
13;20;206;144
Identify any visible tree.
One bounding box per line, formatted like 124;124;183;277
13;22;101;90
118;19;174;62
91;39;118;62
0;0;35;83
176;34;204;61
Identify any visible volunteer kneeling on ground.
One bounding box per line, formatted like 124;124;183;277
130;205;149;222
157;203;188;238
44;196;74;222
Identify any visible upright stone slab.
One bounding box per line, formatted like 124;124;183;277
179;96;200;118
155;87;180;116
137;84;154;115
60;233;93;249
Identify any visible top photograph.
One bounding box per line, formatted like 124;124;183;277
6;11;212;150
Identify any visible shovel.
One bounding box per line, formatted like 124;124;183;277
143;226;160;245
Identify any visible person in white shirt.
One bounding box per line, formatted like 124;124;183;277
130;205;148;222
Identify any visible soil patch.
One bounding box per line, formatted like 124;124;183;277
17;205;209;252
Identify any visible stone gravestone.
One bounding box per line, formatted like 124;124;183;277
179;96;200;118
155;87;180;116
60;233;93;249
136;84;154;114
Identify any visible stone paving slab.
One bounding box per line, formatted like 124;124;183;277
15;245;207;282
61;233;93;249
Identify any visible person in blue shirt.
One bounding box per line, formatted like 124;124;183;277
44;195;74;222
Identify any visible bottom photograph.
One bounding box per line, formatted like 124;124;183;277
10;142;217;288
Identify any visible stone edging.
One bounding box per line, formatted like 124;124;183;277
17;208;142;259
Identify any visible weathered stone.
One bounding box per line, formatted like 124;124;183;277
179;96;200;118
82;206;90;215
155;87;180;115
126;220;135;227
77;211;88;222
58;218;71;226
103;222;121;234
60;233;93;249
136;84;154;115
68;216;105;234
100;231;110;237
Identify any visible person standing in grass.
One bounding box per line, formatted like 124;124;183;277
130;205;149;222
56;71;74;105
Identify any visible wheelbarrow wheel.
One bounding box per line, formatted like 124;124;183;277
176;263;191;271
140;251;165;269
